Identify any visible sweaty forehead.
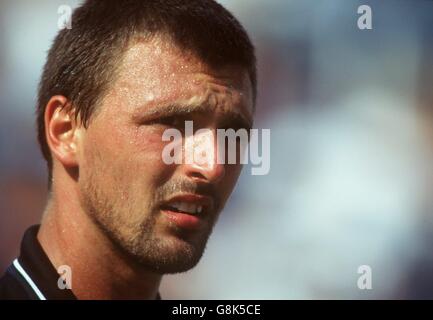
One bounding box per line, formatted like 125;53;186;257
108;36;254;119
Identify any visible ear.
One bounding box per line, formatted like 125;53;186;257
44;95;82;169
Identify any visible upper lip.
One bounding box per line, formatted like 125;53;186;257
161;193;214;214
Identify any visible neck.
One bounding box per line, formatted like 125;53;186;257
37;183;162;300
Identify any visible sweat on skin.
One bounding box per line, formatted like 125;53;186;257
37;35;255;299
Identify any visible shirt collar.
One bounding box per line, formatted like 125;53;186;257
15;224;162;300
16;224;77;300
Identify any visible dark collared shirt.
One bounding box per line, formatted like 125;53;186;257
0;225;76;300
0;225;161;300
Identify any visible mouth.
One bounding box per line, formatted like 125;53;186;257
160;194;214;230
161;202;204;215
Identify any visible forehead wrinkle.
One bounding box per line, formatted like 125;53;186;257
113;39;253;123
133;95;252;128
183;80;253;122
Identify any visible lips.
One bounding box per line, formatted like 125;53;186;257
160;194;214;230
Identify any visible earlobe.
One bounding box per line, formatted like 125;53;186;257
45;95;81;168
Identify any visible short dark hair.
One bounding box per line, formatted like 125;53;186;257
36;0;256;186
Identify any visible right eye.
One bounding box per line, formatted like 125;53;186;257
149;116;185;131
158;116;181;127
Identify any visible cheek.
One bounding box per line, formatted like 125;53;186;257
89;118;173;175
131;128;165;158
129;127;177;180
81;125;166;184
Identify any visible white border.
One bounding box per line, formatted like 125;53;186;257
13;259;46;300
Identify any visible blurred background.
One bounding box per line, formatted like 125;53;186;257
1;0;433;299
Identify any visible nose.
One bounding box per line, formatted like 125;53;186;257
182;128;225;184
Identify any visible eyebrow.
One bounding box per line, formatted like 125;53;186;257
133;102;253;130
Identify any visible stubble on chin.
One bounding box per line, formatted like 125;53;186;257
78;167;215;274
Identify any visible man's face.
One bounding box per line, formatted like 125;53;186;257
77;36;254;274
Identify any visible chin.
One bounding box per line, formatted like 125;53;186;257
129;234;208;274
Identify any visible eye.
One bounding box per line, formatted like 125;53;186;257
148;116;185;129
